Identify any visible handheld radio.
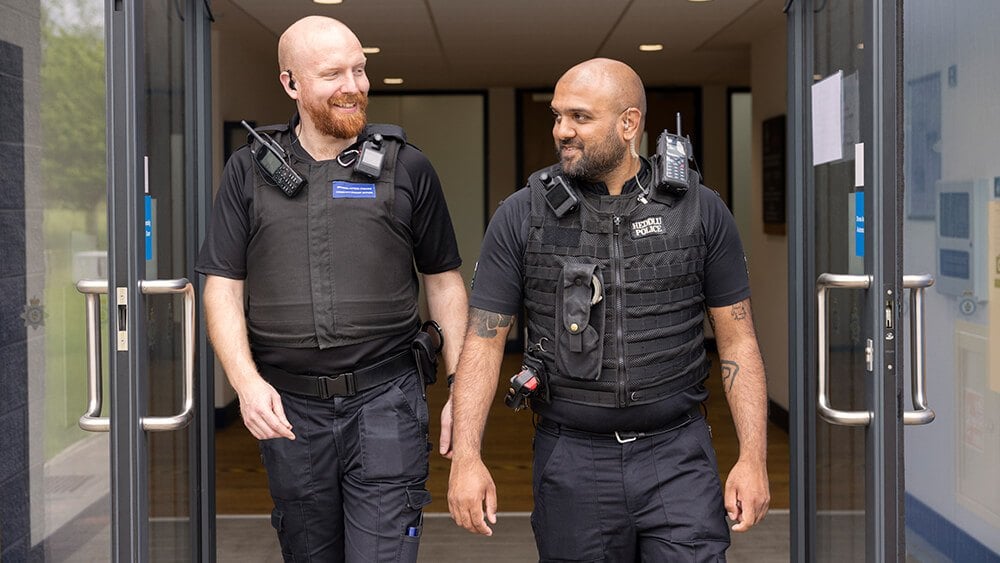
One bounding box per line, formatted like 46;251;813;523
242;120;307;198
651;112;694;194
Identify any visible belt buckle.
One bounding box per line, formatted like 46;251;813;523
317;372;356;399
614;431;639;444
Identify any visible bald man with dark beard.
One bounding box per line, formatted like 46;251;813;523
198;16;467;562
448;58;770;560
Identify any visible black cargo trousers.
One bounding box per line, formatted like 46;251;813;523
258;366;432;562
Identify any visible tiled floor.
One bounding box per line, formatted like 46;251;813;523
216;511;793;562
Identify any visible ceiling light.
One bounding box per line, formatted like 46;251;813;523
688;0;713;2
639;44;663;52
313;0;343;4
362;47;381;54
383;78;404;85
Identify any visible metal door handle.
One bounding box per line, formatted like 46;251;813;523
75;278;195;432
139;279;196;431
76;279;110;432
816;273;873;426
902;274;935;425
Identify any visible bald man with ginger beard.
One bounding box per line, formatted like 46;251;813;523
197;16;467;562
447;58;770;561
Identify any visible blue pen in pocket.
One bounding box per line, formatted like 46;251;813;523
406;526;420;537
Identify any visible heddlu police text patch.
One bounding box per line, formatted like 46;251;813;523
631;216;665;238
332;181;376;199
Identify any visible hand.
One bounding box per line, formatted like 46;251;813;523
448;455;497;536
236;375;295;441
439;395;454;458
724;458;770;532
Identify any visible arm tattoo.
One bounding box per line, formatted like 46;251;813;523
469;308;514;338
730;302;748;321
721;360;740;393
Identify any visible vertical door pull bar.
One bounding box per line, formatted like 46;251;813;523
76;279;111;432
902;274;935;425
816;273;873;426
138;279;196;431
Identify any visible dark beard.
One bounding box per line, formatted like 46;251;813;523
303;92;368;139
557;129;627;183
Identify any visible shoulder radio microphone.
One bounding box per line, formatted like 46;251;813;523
242;120;307;198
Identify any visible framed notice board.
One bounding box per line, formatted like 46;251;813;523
762;114;786;235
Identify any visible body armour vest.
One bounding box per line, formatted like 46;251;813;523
245;122;420;349
524;164;709;408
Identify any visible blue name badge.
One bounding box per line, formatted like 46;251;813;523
332;181;376;199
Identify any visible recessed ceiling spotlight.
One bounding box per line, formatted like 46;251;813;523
383;78;404;85
313;0;343;4
362;47;381;54
639;44;663;52
688;0;713;3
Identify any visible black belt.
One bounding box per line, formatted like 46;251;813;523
257;350;415;399
540;406;701;444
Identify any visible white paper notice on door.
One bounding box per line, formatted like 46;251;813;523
811;70;844;166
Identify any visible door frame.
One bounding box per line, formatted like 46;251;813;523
104;0;214;560
787;0;905;560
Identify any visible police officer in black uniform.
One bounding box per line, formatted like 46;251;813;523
197;16;467;562
448;58;770;560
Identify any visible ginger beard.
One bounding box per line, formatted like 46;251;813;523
302;91;368;139
557;125;628;183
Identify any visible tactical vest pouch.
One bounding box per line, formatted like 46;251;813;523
555;263;605;380
411;321;443;385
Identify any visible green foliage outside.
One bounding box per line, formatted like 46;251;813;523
40;1;109;459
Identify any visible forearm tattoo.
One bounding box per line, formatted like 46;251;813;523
469;308;514;338
721;360;740;393
730;302;748;321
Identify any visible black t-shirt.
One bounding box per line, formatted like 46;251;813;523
196;120;462;373
470;162;751;432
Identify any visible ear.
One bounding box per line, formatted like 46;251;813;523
621;107;641;141
280;71;299;99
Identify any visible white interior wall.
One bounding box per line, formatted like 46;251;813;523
747;21;789;411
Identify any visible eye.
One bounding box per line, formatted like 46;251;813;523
572;113;588;123
354;67;366;76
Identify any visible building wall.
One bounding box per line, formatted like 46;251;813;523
747;20;789;411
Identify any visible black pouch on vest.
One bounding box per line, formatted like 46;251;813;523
555;263;605;380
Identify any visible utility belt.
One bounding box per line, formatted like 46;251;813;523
537;406;702;444
258;321;444;399
258;350;417;399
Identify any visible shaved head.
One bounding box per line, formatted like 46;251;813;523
276;16;370;142
278;16;361;73
557;58;646;124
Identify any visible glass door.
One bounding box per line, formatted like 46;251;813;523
789;0;923;560
900;2;1000;560
0;0;213;560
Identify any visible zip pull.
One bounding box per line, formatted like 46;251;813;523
613;216;621;232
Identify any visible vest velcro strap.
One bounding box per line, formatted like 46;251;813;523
525;265;564;281
628;323;703;356
624;233;704;257
548;384;619;407
624;283;702;307
580;219;613;234
624;307;702;331
257;350;415;399
525;286;557;305
628;368;706;403
526;242;613;259
623;259;704;282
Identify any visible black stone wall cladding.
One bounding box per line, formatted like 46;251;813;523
0;38;29;561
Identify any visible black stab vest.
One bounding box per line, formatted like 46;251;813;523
524;164;709;408
245;123;420;349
